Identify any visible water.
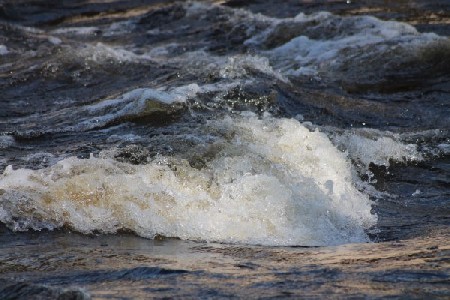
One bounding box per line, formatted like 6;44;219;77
0;0;449;298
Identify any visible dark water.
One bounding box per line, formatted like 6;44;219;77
0;0;449;298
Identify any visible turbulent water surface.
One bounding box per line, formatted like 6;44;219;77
0;0;449;298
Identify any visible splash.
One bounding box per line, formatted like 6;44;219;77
0;115;376;246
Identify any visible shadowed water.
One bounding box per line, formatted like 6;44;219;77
0;225;449;299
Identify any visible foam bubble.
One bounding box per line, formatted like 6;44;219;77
0;115;376;246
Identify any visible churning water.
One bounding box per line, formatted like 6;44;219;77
0;0;449;298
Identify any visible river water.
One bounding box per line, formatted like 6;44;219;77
0;0;449;298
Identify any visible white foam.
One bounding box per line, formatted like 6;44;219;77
24;152;57;168
146;43;177;58
219;55;288;82
75;86;189;131
437;144;450;155
261;13;442;76
77;81;247;131
76;42;151;64
5;78;247;135
106;134;143;143
48;36;62;45
104;21;136;37
51;27;99;35
0;136;14;149
0;45;9;55
0;115;376;246
333;128;423;167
